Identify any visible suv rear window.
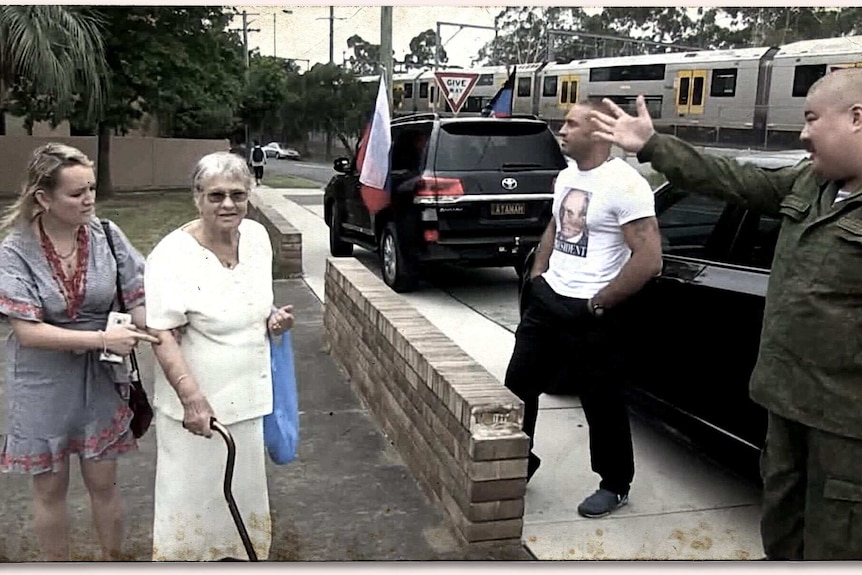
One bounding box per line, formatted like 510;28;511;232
434;122;567;171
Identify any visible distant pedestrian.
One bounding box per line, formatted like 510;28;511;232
146;151;293;561
505;101;662;519
250;140;266;186
590;68;862;560
0;143;158;561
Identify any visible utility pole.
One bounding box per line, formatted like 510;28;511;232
314;7;346;160
330;6;335;64
240;10;261;146
316;8;345;64
381;6;393;109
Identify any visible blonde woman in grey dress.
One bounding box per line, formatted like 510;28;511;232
0;144;159;561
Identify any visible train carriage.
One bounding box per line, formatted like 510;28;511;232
766;35;862;148
355;34;862;150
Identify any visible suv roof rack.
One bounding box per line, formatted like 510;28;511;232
392;113;438;124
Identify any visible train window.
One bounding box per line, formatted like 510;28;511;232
476;74;495;87
599;95;662;119
404;83;413;98
560;81;570;105
792;64;826;98
692;76;705;106
710;69;737;97
590;64;666;82
419;82;429;99
543;76;558;97
678;77;690;106
517;77;531;97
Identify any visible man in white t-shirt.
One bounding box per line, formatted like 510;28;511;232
505;100;662;518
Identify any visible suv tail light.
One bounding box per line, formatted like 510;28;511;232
416;176;464;198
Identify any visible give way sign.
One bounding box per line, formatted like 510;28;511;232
434;72;480;113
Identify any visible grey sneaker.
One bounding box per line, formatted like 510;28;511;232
577;488;628;518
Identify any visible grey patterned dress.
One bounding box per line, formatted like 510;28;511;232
0;217;145;475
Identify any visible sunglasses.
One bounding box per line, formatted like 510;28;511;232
204;191;249;204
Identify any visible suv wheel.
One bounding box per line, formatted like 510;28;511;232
380;221;417;292
329;203;354;257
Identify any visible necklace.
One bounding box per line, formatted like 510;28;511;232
39;218;78;258
56;242;78;259
37;217;90;319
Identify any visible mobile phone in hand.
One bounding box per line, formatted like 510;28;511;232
100;311;132;363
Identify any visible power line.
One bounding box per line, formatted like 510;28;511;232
298;7;365;61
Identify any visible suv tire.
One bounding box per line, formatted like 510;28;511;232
329;203;354;257
380;221;417;292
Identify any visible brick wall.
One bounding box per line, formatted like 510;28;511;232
247;199;302;279
323;258;529;545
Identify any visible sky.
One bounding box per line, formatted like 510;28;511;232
233;6;511;69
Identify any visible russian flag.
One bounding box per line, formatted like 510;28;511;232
357;73;392;215
483;66;516;118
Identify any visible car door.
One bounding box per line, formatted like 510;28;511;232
630;186;769;451
341;143;371;240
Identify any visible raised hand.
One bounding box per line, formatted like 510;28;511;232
589;95;657;154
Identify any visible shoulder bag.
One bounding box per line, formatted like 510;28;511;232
101;219;153;439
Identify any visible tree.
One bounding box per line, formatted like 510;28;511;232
300;63;374;157
475;6;862;66
64;7;244;197
0;5;107;133
345;34;380;75
404;29;447;69
240;55;291;142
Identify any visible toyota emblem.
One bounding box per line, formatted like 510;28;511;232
501;177;518;190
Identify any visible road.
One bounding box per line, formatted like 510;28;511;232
252;185;766;560
265;158;337;186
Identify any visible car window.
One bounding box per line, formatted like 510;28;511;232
726;212;781;270
391;123;432;173
434;122;567;171
656;189;739;261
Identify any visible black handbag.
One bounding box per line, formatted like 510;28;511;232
102;220;153;439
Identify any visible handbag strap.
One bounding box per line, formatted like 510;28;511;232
101;219;140;380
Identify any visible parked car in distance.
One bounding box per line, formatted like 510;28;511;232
519;149;810;478
263;142;302;160
324;113;568;292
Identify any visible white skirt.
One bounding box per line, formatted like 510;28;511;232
152;410;271;561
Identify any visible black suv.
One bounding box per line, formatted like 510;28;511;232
324;113;568;292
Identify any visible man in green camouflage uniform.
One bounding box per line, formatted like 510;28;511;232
589;68;862;560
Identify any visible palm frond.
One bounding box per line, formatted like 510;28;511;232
0;5;107;119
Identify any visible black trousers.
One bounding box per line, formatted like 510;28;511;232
505;276;634;495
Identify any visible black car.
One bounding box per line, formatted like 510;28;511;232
324;113;568;292
520;150;809;476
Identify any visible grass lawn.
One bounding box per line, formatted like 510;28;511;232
96;190;199;255
262;174;323;189
0;190;199;256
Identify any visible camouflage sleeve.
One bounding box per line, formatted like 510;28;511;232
638;133;808;216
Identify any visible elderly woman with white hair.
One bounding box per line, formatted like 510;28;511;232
145;151;294;561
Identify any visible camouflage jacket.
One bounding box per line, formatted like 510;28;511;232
640;133;862;439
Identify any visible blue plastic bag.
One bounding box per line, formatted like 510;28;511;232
263;331;299;464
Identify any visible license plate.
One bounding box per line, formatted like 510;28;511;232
490;202;525;216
